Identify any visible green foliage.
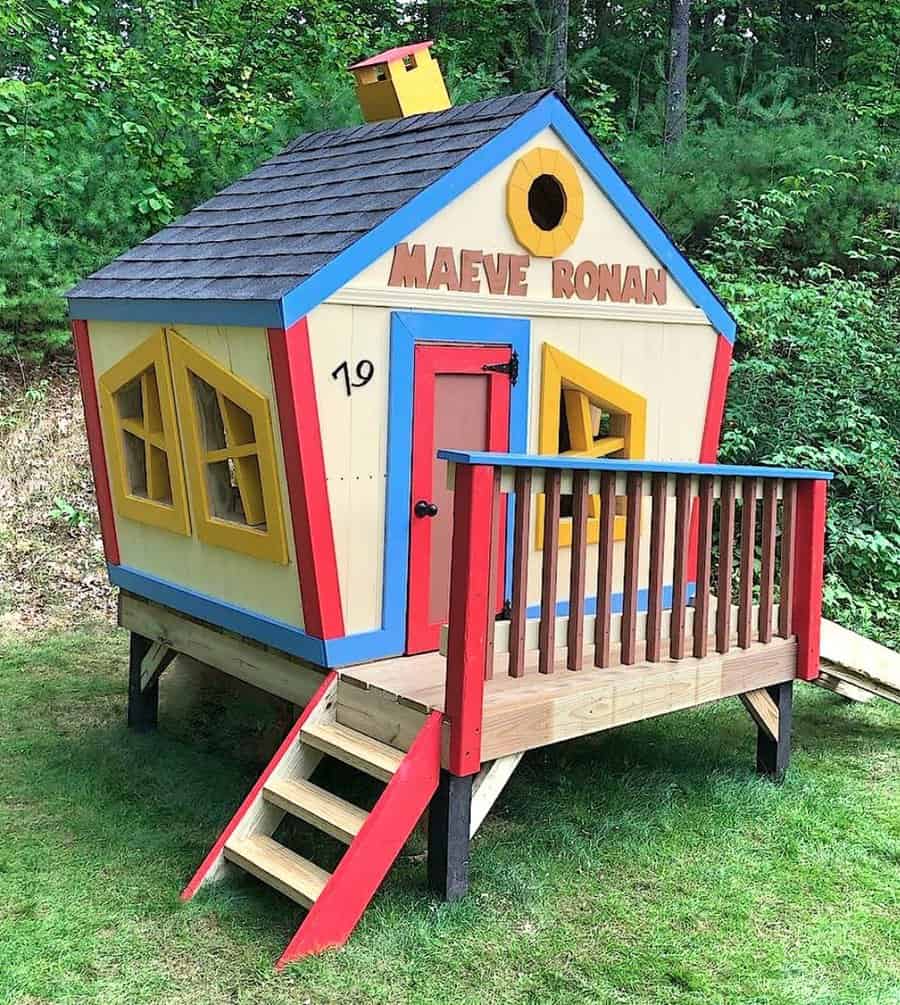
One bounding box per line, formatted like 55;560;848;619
2;0;899;642
702;178;900;647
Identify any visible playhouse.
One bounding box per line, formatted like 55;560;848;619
68;41;831;967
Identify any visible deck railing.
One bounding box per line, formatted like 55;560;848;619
437;451;832;775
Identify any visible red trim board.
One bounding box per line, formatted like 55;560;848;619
71;320;120;565
792;479;828;681
268;320;345;640
407;343;510;654
277;709;443;965
688;333;733;580
180;670;335;901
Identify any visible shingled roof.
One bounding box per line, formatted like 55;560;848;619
67;90;549;304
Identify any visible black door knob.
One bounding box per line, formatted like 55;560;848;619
414;499;439;518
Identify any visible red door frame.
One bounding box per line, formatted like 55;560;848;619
406;343;511;654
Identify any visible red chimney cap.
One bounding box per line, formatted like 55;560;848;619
349;40;434;70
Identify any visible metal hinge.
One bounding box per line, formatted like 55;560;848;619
482;349;519;385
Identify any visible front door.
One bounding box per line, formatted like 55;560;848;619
406;343;511;654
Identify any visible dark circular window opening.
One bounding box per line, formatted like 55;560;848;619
528;174;566;231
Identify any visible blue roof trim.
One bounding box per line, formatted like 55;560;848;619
278;98;554;325
437;450;833;481
68;92;736;339
549;96;737;341
280;91;736;340
69;296;283;327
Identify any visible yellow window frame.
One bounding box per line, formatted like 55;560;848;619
168;331;288;565
98;331;191;536
536;343;647;549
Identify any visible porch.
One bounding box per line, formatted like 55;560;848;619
120;453;830;774
345;451;829;773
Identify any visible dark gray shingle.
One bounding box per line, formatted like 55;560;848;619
68;91;550;305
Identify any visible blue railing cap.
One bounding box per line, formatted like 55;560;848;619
436;450;834;481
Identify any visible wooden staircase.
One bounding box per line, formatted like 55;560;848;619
181;671;442;967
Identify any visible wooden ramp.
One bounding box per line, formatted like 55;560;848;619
819;619;900;704
181;672;442;968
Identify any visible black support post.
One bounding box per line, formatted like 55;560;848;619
127;631;158;732
756;680;793;782
427;770;473;901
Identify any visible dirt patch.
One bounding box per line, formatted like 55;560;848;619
0;362;116;631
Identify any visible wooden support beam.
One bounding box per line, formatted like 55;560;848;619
469;752;524;838
755;681;793;782
814;669;874;704
139;640;176;691
119;592;325;706
128;632;158;732
740;687;779;741
427;771;473;901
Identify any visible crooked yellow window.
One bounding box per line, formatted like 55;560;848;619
168;332;288;565
537;344;647;548
98;332;191;536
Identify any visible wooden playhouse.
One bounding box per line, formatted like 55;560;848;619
68;41;831;967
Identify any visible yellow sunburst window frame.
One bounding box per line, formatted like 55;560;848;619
98;332;191;536
168;331;288;565
506;147;584;258
536;344;647;549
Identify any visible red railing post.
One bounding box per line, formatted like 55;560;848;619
791;478;828;681
445;463;497;776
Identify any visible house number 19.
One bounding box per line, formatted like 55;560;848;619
331;359;375;397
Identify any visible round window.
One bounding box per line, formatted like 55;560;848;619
528;174;566;231
506;148;583;257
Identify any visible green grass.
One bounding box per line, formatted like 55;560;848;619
1;628;898;1005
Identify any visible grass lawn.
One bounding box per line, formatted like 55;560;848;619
1;627;898;1005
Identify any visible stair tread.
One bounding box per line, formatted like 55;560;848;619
224;834;330;909
301;721;405;782
264;777;368;843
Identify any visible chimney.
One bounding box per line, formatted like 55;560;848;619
349;41;451;123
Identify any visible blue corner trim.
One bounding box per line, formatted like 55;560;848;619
437;451;834;481
109;564;327;664
321;312;532;667
68;297;283;327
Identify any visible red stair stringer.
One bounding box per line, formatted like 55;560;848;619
276;708;443;967
180;671;337;902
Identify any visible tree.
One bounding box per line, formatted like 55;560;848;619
547;0;569;96
530;0;570;96
664;0;691;147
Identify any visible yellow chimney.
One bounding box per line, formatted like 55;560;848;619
349;41;452;123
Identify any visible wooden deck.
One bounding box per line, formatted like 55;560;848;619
121;592;797;766
341;636;798;762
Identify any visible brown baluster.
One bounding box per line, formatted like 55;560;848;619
567;470;590;670
716;477;736;653
737;478;757;649
778;480;797;638
670;474;691;660
758;479;777;644
646;473;667;662
593;470;616;668
508;468;532;679
539;468;561;674
621;472;642;666
693;477;714;658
